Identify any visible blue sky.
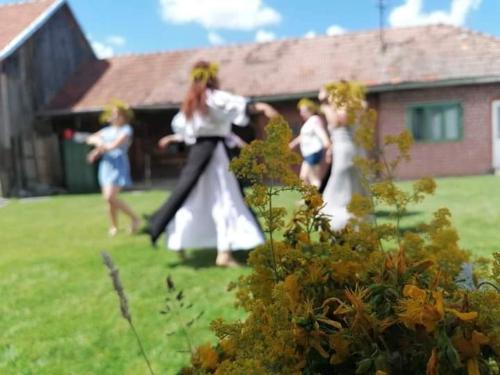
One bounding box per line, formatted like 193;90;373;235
2;0;500;57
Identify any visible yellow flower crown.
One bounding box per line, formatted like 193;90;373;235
190;62;219;83
297;98;319;113
99;99;134;124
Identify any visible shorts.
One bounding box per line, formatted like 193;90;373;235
303;149;324;166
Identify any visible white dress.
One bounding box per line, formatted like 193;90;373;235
322;126;366;231
166;89;264;251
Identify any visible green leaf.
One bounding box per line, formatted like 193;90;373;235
355;358;373;374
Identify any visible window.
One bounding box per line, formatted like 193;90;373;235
407;103;463;142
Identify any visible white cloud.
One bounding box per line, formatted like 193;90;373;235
159;0;281;30
208;31;225;45
255;29;276;43
304;30;317;39
106;35;126;47
326;25;346;36
91;40;114;59
389;0;482;27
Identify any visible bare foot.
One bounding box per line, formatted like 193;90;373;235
108;227;118;237
129;218;141;235
215;252;241;267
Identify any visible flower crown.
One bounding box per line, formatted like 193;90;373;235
99;99;134;124
297;98;319;113
190;62;219;83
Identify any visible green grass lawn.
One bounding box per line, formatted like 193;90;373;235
0;175;499;374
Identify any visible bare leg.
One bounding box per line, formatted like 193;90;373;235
216;250;240;267
102;186;119;236
107;186;141;234
299;162;310;184
309;164;322;189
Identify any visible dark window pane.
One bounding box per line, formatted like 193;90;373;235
409;103;461;142
412;108;425;140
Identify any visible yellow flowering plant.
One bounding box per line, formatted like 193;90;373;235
182;83;499;375
99;98;134;124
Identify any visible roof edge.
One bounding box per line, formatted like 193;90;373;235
40;75;500;117
0;0;65;60
368;75;500;93
252;76;500;100
39;103;181;117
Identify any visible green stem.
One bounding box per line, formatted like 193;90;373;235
267;186;279;279
395;203;402;248
129;322;156;375
173;307;193;354
380;151;404;247
477;281;500;292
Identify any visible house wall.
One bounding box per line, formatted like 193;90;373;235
377;84;500;179
44;84;500;187
0;4;95;196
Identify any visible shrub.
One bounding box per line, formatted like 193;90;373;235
182;82;500;375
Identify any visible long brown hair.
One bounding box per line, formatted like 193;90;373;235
181;60;220;120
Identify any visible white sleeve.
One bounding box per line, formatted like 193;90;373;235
210;90;250;127
171;112;196;145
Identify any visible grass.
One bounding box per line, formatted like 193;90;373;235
0;175;499;374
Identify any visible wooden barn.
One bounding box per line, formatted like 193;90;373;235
3;0;500;198
0;0;95;196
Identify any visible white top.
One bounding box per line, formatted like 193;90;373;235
299;115;327;157
171;89;250;145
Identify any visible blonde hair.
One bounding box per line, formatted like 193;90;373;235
297;98;319;114
100;99;134;124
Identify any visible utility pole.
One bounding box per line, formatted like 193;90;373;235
377;0;387;52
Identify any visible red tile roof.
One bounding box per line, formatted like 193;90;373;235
47;24;500;113
0;0;58;56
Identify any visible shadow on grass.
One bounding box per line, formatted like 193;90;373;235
167;249;250;269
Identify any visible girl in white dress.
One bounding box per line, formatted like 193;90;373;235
289;98;331;188
147;61;277;266
319;88;367;231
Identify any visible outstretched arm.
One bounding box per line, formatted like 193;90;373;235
289;135;301;150
227;132;248;149
250;102;279;118
158;133;183;149
99;132;130;152
86;131;103;147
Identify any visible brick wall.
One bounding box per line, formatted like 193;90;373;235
377;84;500;179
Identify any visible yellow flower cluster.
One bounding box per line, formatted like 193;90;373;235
183;82;499;375
190;62;219;83
99;98;134;124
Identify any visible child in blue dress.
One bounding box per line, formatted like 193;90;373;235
87;101;140;236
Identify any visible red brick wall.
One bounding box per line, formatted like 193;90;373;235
376;84;500;179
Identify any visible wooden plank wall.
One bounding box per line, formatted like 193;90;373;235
0;4;96;196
